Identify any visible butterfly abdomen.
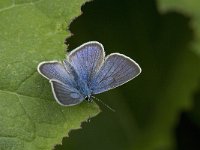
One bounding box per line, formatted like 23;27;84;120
76;78;92;98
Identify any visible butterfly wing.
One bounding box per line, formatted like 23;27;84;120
91;53;141;94
68;41;105;83
38;61;84;106
50;79;84;106
38;61;78;87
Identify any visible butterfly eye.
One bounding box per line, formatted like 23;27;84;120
85;96;89;101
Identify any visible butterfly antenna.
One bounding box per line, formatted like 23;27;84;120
91;96;115;112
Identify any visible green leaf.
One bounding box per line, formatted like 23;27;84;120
0;0;99;149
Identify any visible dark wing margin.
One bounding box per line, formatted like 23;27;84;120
91;53;141;94
68;41;105;83
50;80;84;106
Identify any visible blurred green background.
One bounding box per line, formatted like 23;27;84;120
56;0;200;150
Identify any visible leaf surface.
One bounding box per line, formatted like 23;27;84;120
0;0;99;149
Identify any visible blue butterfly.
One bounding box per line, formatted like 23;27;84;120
37;41;141;106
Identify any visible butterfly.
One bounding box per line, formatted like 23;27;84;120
37;41;141;106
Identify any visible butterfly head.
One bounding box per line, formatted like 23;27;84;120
85;95;93;102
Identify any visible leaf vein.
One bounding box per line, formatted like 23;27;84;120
0;0;43;13
16;71;37;92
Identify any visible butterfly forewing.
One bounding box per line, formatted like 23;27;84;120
38;61;76;87
68;41;105;83
91;53;141;94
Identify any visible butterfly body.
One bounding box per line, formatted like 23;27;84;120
75;76;92;100
37;41;141;106
63;60;93;100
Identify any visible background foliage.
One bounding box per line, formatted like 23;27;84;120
56;0;200;150
1;0;200;150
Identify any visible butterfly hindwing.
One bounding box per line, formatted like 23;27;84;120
91;53;141;94
50;80;84;106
